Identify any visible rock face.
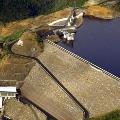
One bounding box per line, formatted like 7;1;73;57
84;0;120;18
84;0;114;19
84;5;113;19
84;0;120;7
84;0;109;6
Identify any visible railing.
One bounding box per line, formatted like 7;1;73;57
47;40;120;81
5;39;89;120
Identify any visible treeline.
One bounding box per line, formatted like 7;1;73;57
115;2;120;11
0;0;87;23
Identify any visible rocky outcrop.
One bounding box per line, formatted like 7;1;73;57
84;5;113;19
83;0;120;18
84;0;120;7
84;0;109;6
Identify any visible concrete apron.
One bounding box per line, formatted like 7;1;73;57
21;40;120;120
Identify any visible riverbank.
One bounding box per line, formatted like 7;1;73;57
84;0;120;18
84;5;113;19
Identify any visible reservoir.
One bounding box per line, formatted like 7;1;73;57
58;17;120;77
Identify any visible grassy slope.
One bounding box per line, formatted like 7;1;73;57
89;110;120;120
3;29;43;45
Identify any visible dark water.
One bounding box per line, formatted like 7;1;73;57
58;18;120;77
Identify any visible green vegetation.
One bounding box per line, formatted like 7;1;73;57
88;110;120;120
1;29;27;52
0;0;87;23
114;2;120;11
50;0;88;13
3;29;27;43
0;29;27;53
3;29;42;45
2;29;43;44
0;29;43;54
34;34;43;43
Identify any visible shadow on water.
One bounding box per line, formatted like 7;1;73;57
58;17;120;77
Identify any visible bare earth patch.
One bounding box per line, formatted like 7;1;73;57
4;98;46;120
0;55;34;87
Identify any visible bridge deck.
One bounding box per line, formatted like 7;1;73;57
21;41;120;120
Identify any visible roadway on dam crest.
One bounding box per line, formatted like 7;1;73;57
21;41;120;120
8;40;88;120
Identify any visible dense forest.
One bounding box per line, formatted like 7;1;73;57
0;0;120;24
0;0;87;23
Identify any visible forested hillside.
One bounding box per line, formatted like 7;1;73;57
0;0;120;24
0;0;87;23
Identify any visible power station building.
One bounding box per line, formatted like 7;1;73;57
0;87;17;112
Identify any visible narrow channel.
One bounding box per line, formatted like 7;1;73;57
58;17;120;77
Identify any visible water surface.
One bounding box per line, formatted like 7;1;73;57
58;17;120;77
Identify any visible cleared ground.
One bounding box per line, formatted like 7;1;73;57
0;55;34;86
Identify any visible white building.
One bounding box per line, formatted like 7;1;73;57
63;32;75;41
0;87;17;111
17;39;23;46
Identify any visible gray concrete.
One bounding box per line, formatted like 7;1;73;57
21;41;120;120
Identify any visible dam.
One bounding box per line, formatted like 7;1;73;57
59;17;120;77
21;40;120;120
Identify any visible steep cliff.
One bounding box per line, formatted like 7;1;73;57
84;0;116;6
84;0;120;18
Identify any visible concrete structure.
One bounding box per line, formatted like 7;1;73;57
0;87;17;111
48;11;83;27
21;41;120;120
17;39;23;46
